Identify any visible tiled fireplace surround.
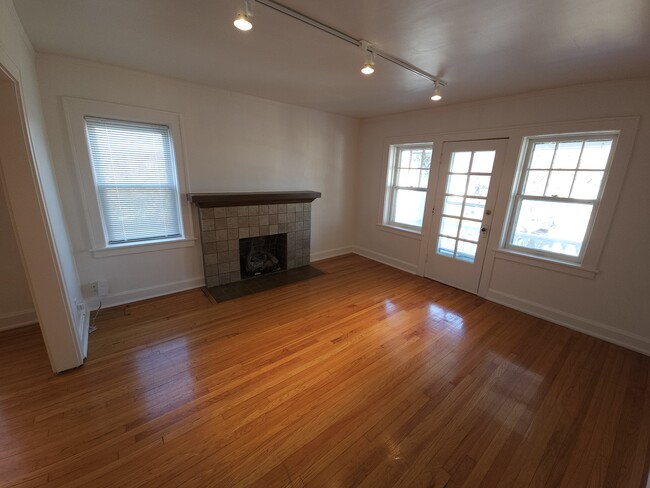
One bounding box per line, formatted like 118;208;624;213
188;191;321;288
197;202;313;288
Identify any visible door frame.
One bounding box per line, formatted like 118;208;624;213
415;131;520;297
0;53;85;372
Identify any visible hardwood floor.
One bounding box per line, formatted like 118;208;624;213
1;254;649;487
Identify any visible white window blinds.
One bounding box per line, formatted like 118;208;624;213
84;117;183;245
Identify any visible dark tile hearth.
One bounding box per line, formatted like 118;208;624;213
207;265;324;302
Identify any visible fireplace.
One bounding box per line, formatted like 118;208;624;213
188;191;321;289
239;234;287;279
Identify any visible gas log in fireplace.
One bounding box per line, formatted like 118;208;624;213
188;191;321;288
239;234;287;279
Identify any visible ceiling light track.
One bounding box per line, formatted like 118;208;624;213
374;51;444;86
251;0;446;90
255;0;358;46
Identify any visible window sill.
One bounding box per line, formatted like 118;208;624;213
90;237;196;258
493;249;598;279
376;224;422;240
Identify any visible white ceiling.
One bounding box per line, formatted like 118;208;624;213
12;0;650;118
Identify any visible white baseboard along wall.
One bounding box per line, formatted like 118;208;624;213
0;309;38;331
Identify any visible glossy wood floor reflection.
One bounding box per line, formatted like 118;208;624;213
1;255;649;487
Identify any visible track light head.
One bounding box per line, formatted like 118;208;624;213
234;13;253;30
234;14;252;31
234;0;254;31
361;62;375;75
431;82;442;101
360;41;375;75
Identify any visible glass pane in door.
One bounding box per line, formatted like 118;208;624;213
436;150;495;263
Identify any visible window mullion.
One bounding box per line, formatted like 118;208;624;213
518;195;597;205
566;140;585;198
394;186;427;191
541;142;558;196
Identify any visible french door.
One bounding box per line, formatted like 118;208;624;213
424;139;507;293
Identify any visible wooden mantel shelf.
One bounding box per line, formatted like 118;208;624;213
187;191;321;208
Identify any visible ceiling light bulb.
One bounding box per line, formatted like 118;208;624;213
361;63;375;75
234;13;253;31
431;85;442;101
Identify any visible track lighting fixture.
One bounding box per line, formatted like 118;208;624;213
361;52;375;75
233;0;447;100
233;0;254;31
431;82;442;101
360;41;375;75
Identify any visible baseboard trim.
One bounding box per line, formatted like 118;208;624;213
0;309;38;331
311;246;356;262
86;276;205;311
353;246;418;275
486;289;650;356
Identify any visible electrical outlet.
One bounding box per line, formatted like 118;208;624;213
90;280;109;297
97;280;108;297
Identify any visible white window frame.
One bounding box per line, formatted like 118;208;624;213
63;98;194;257
497;117;639;275
381;142;433;233
504;132;618;264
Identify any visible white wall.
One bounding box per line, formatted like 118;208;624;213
356;79;650;355
0;172;35;330
36;54;359;307
0;0;85;371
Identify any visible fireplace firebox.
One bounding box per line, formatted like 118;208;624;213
239;234;287;279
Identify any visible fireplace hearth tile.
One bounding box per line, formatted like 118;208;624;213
207;265;324;303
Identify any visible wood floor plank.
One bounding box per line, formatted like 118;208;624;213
0;254;648;487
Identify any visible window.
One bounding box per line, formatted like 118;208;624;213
505;133;617;263
64;98;193;256
383;143;433;231
437;148;497;263
85;117;182;245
